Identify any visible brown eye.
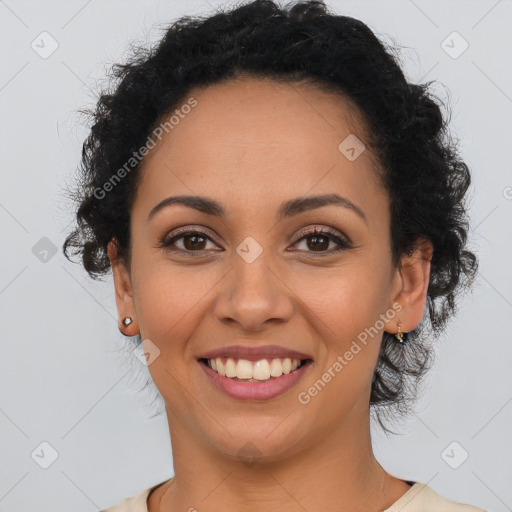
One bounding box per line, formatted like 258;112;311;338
159;229;219;254
304;233;330;251
181;233;208;251
291;226;352;255
158;226;352;257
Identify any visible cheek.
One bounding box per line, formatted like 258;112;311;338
131;259;220;348
290;261;389;388
130;261;214;405
293;262;388;338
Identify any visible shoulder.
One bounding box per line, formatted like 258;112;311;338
384;482;487;512
100;478;171;512
99;485;154;512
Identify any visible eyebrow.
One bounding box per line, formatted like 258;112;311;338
147;193;367;224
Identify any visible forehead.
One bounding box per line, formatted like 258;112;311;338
135;76;388;227
157;76;369;157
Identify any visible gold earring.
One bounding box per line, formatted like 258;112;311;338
395;320;405;343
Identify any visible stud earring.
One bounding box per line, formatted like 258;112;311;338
122;317;133;327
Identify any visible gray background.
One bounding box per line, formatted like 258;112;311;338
1;0;511;510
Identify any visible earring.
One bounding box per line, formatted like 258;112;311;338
395;321;406;343
122;317;133;327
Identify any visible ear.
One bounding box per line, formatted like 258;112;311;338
108;239;138;336
384;236;434;336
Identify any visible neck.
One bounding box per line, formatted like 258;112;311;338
152;403;410;512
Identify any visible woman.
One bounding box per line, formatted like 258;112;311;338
63;0;484;510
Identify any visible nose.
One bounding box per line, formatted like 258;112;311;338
213;247;294;332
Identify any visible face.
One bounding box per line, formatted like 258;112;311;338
110;76;431;463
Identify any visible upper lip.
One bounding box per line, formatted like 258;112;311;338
198;345;313;362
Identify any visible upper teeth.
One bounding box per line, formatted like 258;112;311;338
207;357;302;380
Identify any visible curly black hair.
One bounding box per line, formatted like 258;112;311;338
63;0;478;433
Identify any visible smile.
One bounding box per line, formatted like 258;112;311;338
198;357;313;400
203;356;305;380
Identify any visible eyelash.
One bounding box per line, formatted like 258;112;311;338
157;226;353;257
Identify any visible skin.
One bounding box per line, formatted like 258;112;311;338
108;76;433;512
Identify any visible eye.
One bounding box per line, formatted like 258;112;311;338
158;228;220;255
290;226;353;255
157;225;353;257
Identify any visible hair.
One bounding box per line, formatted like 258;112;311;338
63;0;478;433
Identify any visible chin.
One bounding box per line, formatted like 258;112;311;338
202;422;310;466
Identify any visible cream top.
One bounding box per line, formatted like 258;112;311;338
101;479;487;512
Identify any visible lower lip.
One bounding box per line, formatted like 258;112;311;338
199;360;312;401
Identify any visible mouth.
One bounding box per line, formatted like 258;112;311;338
197;354;313;401
198;356;312;382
